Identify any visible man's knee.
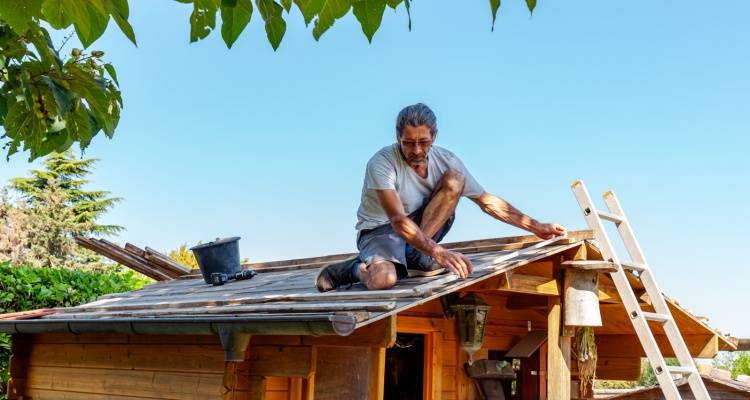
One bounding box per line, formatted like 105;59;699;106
363;261;398;290
440;168;465;195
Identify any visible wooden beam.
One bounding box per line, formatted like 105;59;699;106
506;294;549;310
304;316;396;348
247;346;314;377
547;296;571;400
472;272;623;303
738;338;750;351
561;260;617;272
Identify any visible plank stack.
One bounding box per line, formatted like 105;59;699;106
73;236;193;281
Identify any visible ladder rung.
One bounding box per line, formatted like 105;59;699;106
620;261;647;272
642;312;671;323
597;210;626;224
667;366;697;376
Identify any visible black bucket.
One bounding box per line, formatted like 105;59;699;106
191;237;242;284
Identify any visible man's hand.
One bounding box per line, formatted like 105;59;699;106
532;222;567;240
432;247;473;278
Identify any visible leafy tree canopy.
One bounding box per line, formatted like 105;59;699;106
0;0;536;161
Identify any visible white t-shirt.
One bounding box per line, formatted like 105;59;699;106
355;143;485;230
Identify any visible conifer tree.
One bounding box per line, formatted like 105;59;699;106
10;150;123;236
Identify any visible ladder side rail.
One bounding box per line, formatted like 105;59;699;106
572;182;683;400
601;190;711;400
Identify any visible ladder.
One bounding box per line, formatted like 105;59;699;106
571;180;710;400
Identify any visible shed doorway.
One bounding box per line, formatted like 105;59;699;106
385;333;424;400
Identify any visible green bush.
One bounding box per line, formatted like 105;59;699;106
0;261;149;398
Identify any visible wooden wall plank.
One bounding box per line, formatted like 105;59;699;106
23;389;159;400
28;343;225;373
26;366;223;399
595;357;641;381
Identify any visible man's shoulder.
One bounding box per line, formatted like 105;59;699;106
431;145;460;160
367;143;399;165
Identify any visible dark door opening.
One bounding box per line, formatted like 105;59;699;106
385;333;424;400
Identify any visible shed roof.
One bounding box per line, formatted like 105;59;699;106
0;231;590;335
0;229;735;347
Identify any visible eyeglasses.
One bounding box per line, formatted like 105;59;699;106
400;138;433;149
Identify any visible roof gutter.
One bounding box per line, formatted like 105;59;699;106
0;314;357;361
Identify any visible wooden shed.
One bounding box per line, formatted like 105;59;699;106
0;230;736;400
599;370;750;399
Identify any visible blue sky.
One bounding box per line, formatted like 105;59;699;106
2;1;748;337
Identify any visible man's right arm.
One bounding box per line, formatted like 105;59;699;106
375;189;472;278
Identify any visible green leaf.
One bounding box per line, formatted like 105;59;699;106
0;96;8;126
76;2;111;48
104;0;137;45
0;0;42;34
112;13;137;45
220;0;252;48
39;76;73;115
489;0;500;31
281;0;292;11
526;0;536;14
293;0;324;25
385;0;401;9
104;63;119;86
69;105;95;147
256;0;286;50
352;0;386;43
312;0;351;41
190;0;219;42
29;27;63;68
41;0;71;28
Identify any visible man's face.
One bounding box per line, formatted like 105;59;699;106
398;125;434;165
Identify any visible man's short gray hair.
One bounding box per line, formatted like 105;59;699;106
396;103;438;137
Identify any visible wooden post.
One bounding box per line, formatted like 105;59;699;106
547;296;571;400
7;334;31;400
369;347;386;400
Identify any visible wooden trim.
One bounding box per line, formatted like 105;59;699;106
424;332;443;400
369;347;386;400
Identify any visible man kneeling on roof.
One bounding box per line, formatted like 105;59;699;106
315;103;567;292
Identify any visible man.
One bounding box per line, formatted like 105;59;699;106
316;103;566;292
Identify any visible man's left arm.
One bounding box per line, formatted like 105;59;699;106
469;192;567;240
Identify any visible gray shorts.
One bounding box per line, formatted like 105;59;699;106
356;204;454;279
